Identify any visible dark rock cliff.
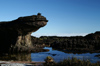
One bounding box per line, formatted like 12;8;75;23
0;13;48;53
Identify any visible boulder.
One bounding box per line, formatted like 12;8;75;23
0;13;48;53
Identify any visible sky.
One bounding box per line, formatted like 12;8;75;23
0;0;100;37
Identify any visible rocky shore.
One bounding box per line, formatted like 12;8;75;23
0;61;45;66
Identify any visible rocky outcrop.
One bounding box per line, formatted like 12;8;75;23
0;13;48;53
31;31;100;53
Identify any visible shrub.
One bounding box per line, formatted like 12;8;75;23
44;57;100;66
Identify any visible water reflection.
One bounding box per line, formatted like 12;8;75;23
0;47;100;63
0;53;31;61
31;47;100;63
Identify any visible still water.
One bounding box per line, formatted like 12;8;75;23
0;47;100;63
31;47;100;63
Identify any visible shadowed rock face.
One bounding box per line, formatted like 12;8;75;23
0;13;48;53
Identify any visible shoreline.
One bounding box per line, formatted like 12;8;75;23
0;61;45;66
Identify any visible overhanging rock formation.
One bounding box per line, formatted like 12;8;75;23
0;13;48;53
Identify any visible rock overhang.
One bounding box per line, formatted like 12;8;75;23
17;13;48;22
0;13;48;53
16;13;48;27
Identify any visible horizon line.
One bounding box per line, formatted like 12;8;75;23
31;33;88;37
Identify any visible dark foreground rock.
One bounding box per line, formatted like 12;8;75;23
0;13;48;53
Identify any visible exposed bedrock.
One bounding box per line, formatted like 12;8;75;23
0;13;48;53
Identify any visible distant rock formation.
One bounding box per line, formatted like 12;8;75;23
31;31;100;53
0;13;48;53
85;31;100;40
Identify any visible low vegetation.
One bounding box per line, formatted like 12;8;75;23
44;57;100;66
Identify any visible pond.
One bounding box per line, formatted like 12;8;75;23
0;47;100;63
31;47;100;63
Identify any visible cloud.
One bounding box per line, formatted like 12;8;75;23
31;33;88;37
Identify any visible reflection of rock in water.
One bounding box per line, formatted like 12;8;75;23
0;53;31;61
